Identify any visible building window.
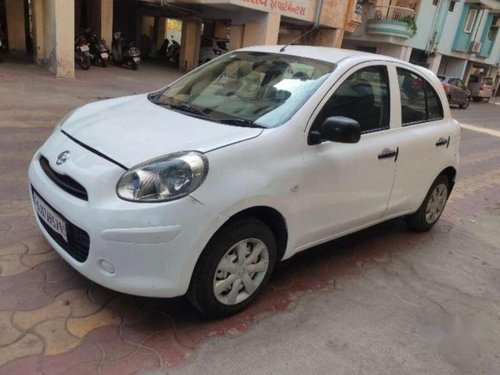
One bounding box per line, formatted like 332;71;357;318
464;9;478;33
432;0;439;5
449;1;455;12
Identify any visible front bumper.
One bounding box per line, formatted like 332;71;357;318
28;131;223;297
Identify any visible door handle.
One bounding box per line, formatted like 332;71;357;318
436;136;450;147
378;147;398;161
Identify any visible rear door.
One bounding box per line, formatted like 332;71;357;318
385;65;457;216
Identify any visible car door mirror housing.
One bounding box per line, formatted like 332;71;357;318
309;116;361;145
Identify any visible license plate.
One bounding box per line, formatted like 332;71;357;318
101;52;108;59
80;45;89;52
33;192;68;242
133;57;141;62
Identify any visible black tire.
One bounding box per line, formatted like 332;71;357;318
132;62;138;71
459;97;470;109
101;58;107;68
406;175;450;232
76;56;90;70
188;218;277;318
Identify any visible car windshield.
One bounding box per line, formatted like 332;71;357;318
216;40;229;51
150;52;335;128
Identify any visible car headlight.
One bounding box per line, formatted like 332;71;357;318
116;151;208;202
54;109;76;133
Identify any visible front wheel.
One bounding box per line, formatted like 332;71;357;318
406;175;450;232
188;218;277;317
459;97;470;109
76;55;90;70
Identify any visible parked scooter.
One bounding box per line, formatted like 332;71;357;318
111;32;141;70
165;38;180;65
75;35;92;70
84;29;110;67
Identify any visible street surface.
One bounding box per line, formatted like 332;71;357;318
0;61;500;374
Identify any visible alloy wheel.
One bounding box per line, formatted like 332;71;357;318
425;183;448;224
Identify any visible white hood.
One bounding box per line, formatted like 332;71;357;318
62;95;262;168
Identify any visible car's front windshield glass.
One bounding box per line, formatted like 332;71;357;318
150;52;335;128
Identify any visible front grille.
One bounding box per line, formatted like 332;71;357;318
39;156;88;201
33;188;90;263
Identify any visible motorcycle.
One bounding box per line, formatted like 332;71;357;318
75;35;92;70
165;38;180;65
84;29;110;67
111;32;141;70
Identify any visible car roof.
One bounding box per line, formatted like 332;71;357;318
240;45;406;65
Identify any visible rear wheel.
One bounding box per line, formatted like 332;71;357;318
406;175;450;232
188;218;277;317
131;61;138;70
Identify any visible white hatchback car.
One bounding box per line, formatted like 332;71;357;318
29;46;460;316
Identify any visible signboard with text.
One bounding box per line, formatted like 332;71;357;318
232;0;314;21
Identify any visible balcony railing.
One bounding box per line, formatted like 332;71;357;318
373;5;416;21
367;5;417;39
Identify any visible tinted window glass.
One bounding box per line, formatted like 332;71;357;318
313;66;390;133
469;75;479;83
397;68;443;125
398;69;426;124
426;81;444;120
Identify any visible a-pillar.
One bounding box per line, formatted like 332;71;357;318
100;0;113;47
242;13;280;47
5;0;26;53
179;19;201;72
37;0;74;78
313;28;344;48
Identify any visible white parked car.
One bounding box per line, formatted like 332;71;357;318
29;46;460;316
199;36;229;63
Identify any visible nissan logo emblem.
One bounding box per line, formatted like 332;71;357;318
56;151;70;165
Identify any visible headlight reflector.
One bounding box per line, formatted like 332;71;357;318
116;151;208;202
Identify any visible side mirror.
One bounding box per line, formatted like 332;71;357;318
309;116;361;145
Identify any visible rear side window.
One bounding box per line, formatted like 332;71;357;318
397;68;444;125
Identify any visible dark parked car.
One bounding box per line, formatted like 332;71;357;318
438;76;471;109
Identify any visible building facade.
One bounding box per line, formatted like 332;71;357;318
0;0;363;78
343;0;500;91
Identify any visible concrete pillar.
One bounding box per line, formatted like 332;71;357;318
157;17;166;49
41;0;75;78
242;13;280;47
5;0;26;52
179;19;201;72
313;28;344;48
214;21;228;39
32;0;45;58
229;25;244;51
427;53;442;74
100;0;113;47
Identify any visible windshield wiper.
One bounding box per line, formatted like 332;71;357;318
218;119;266;129
168;103;213;120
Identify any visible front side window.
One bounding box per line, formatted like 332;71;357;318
397;68;444;125
312;65;390;134
464;9;478;33
150;52;335;128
